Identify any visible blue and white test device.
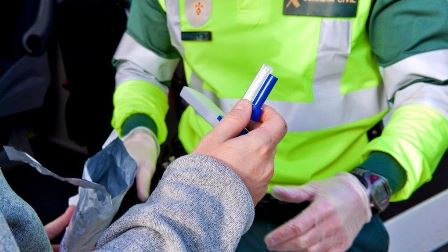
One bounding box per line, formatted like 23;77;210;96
243;64;278;121
180;64;278;129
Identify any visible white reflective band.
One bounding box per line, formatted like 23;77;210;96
313;20;351;97
220;85;387;131
115;61;169;93
114;33;179;82
189;71;204;91
189;73;223;103
164;0;184;55
393;82;448;119
382;49;448;100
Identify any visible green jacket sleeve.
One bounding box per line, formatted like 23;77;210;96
111;0;180;142
365;0;448;201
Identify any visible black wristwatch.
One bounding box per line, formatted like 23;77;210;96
351;168;392;213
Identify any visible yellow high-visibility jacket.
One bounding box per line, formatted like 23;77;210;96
112;0;448;201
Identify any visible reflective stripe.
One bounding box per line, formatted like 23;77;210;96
114;33;179;82
314;20;351;97
382;49;448;100
189;71;223;103
271;20;386;131
189;71;204;91
393;82;448;119
164;0;184;55
220;85;386;131
115;61;168;93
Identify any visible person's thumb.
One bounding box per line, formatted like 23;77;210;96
211;99;252;142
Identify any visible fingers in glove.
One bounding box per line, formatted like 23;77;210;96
265;201;321;249
271;215;346;251
271;185;315;203
136;162;156;201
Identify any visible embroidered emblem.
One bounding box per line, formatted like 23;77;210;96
195;2;204;15
186;0;212;27
286;0;301;8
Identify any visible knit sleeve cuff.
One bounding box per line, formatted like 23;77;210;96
358;151;407;194
121;113;158;137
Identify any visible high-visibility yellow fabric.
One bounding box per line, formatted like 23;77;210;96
365;104;448;201
157;0;166;11
112;80;169;143
177;0;388;192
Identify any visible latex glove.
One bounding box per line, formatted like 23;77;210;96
194;100;287;204
122;127;159;201
265;173;372;252
45;206;75;252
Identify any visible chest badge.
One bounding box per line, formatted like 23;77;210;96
186;0;212;27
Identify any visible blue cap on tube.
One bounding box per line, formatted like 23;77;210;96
251;74;278;121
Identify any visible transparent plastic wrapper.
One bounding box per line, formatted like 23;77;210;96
4;138;137;251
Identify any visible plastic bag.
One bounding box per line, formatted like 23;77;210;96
4;138;137;251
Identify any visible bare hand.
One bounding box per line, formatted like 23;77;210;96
265;173;371;251
194;99;287;204
44;206;75;252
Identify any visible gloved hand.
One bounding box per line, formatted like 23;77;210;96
265;172;372;252
122;127;159;201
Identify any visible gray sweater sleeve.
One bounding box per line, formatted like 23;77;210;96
95;154;255;251
0;170;52;252
0;212;20;252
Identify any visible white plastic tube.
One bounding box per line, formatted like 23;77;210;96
243;64;273;101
